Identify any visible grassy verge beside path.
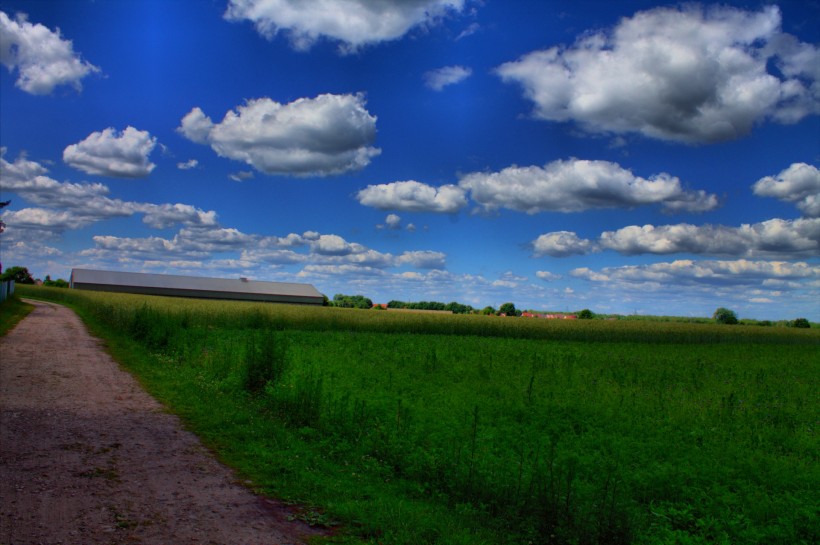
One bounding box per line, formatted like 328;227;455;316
0;295;34;337
16;285;820;545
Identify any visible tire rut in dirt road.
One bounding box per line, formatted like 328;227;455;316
0;299;327;544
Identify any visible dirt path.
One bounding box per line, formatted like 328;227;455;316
0;300;326;545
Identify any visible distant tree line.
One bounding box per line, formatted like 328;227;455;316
331;294;373;309
387;300;475;314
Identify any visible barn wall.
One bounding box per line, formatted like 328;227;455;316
72;282;323;305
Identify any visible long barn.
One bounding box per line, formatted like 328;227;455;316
69;268;324;305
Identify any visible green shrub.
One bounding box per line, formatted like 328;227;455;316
790;318;810;329
713;307;738;325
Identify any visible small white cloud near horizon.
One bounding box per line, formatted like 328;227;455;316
536;270;561;281
63;127;157;178
396;250;446;269
0;10;100;95
424;65;472;91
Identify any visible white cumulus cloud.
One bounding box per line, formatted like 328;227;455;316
136;204;218;230
424;65;472;90
63;127;157;178
753;163;820;217
178;94;380;177
497;5;820;143
356;180;467;213
4;207;94;232
533;231;596;257
384;213;402;230
599;219;820;258
0;10;99;95
460;159;718;214
396;250;446;269
571;259;820;286
534;218;819;260
535;270;561;281
224;0;465;52
1;149;217;238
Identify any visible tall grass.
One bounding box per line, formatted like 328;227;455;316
17;285;820;544
21;285;819;345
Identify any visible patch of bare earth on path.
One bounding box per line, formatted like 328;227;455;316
1;299;330;544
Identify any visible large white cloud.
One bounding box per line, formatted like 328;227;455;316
0;11;99;95
460;159;718;214
2;149;112;207
571;259;820;287
224;0;465;52
533;218;820;259
3;208;96;233
753;163;820;217
1;150;216;237
178;94;380;176
497;5;819;143
356;180;467;213
63;127;157;178
599;219;819;258
81;227;447;275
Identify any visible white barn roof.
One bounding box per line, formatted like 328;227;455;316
70;268;324;305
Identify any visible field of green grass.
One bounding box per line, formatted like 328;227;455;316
16;285;820;545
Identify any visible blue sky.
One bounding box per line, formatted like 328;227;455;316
1;0;818;320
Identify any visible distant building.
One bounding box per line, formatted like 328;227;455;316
69;268;324;305
521;312;578;320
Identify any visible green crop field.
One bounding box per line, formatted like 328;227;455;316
16;285;820;545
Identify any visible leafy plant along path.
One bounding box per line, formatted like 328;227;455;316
0;300;327;544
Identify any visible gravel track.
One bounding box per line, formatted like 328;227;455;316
1;299;326;545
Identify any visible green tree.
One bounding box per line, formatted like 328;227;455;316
577;309;594;319
790;318;810;328
498;302;517;316
445;301;474;314
713;307;738;325
0;266;35;284
43;275;69;288
481;306;496;315
332;294;373;309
